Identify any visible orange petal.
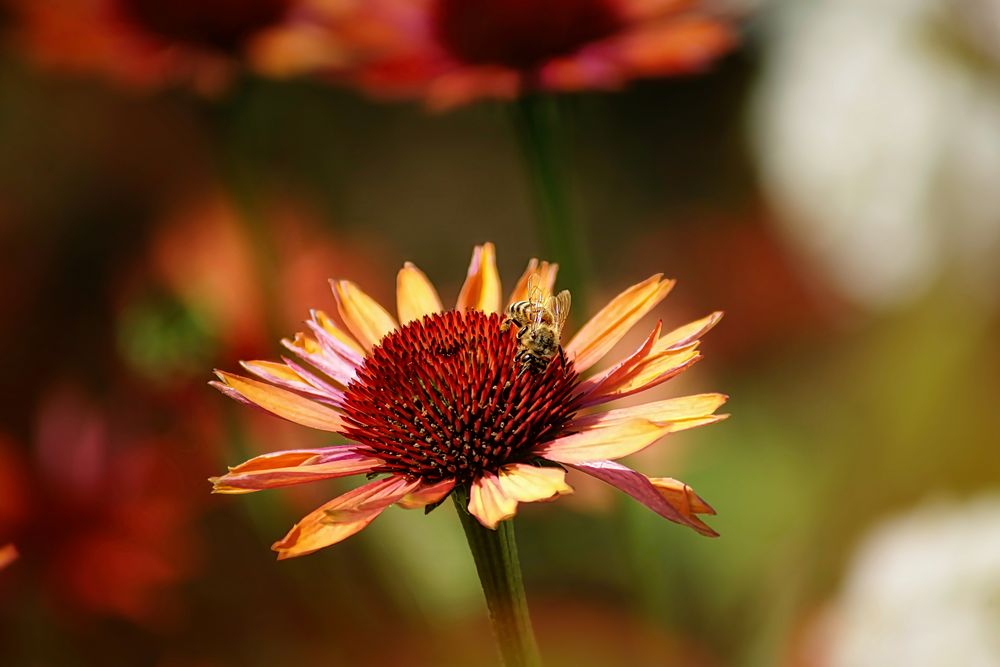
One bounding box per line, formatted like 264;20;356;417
536;418;674;464
573;393;729;431
210;447;381;494
212;371;345;432
0;544;17;570
240;359;343;403
617;17;736;78
396;478;456;510
332;279;398;351
650;477;716;516
272;476;418;559
221;447;351;474
615;345;702;396
507;259;559;306
586;345;703;405
565;275;675;373
654;311;723;353
498;464;573;502
467;472;518;529
396;261;443;324
456;242;502;314
577;321;661;398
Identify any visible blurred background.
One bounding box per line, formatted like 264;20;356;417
1;0;999;666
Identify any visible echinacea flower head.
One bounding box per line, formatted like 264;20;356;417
302;0;737;108
212;243;726;559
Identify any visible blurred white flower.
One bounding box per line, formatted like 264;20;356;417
753;0;1000;309
816;495;1000;667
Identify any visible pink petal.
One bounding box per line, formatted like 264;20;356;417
282;332;358;388
272;475;419;559
280;356;346;407
570;460;718;536
308;309;365;365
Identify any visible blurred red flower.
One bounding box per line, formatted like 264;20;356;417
5;0;346;92
294;0;736;108
0;387;205;626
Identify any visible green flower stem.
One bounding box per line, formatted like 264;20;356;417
510;94;590;321
453;489;542;667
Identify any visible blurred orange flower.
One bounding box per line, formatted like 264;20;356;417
6;0;349;92
212;243;726;559
0;544;16;571
302;0;736;108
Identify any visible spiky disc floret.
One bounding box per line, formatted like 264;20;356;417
340;311;581;483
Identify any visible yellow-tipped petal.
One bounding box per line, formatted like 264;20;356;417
240;359;340;399
242;360;303;385
578;321;661;398
312;309;366;359
565;275;675;373
211;447;381;494
507;259;559;306
332;280;398;351
650;477;717;516
468;472;517;529
396;262;443;324
536;418;673;464
498;464;573;502
272;476;417;559
612;346;702;397
570;460;718;536
573;393;729;430
456;242;502;314
213;371;345;432
396;479;456;510
654;311;723;352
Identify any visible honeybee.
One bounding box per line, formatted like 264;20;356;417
501;276;571;375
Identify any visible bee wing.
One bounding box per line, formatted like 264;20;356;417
526;273;542;305
551;290;571;335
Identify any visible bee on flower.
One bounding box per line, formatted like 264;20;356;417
211;243;726;559
501;275;572;375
